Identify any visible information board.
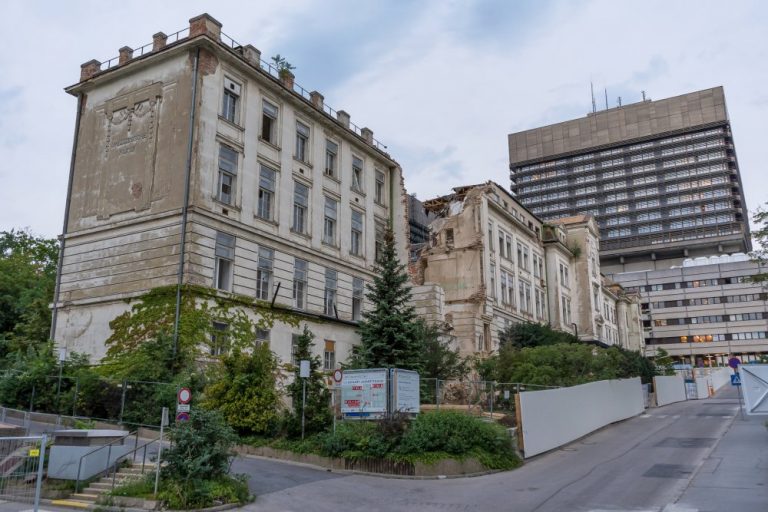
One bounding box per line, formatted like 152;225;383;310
341;369;388;419
392;369;420;414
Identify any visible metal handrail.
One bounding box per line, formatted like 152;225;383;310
74;430;137;493
104;435;162;492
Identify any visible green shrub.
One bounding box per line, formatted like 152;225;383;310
109;476;154;498
157;475;249;510
398;411;511;457
318;421;393;459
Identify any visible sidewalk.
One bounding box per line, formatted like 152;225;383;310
672;386;768;512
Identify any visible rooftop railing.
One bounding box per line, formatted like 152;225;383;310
94;27;388;153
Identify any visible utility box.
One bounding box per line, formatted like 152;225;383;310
48;429;133;480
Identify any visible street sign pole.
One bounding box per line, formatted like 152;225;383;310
736;378;745;421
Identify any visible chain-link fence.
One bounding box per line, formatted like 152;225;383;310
326;379;559;430
420;379;559;424
0;435;46;511
0;376;176;430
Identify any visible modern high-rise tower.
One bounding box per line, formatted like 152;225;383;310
508;87;751;274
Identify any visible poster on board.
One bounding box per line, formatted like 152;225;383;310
392;369;420;414
341;369;388;419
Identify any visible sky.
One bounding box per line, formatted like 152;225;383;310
2;0;768;238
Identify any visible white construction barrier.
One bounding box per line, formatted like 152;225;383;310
709;367;731;391
654;375;687;406
518;378;643;458
740;364;768;415
694;378;710;399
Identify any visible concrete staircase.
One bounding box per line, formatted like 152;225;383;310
52;462;156;509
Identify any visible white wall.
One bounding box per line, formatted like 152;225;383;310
694;378;710;399
709;367;731;391
654;375;687;406
518;378;643;458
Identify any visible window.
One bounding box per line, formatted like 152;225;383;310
324;340;336;370
375;170;386;204
500;270;514;306
325;140;338;177
292;181;309;234
519;280;531;313
351;210;363;256
255;247;274;300
214;231;235;291
217;145;238;205
295;121;309;162
505;235;512;260
291;334;300;365
488;222;494;251
261;100;278;144
535;255;544;279
255;328;270;346
561;295;571;324
375;221;385;261
324;268;337;316
517;243;529;270
498;231;505;258
323;196;338;245
221;78;240;124
352;156;364;192
210;321;229;356
257;164;277;220
559;263;569;287
352;277;364;321
488;263;496;298
293;258;308;310
534;288;544;319
445;228;454;247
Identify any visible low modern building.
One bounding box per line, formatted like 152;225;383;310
51;14;409;365
508;87;751;275
609;256;768;365
411;182;643;356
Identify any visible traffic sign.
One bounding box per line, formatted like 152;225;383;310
731;373;742;386
728;357;741;369
178;387;192;404
176;411;190;422
176;404;190;413
333;369;343;384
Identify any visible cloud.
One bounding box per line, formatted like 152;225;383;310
1;0;768;237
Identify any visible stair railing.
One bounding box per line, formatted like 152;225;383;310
74;430;137;493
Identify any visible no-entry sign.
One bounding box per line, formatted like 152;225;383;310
178;387;192;404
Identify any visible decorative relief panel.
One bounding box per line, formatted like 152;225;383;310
98;82;163;218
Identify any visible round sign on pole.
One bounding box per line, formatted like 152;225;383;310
333;369;343;384
178;387;192;404
728;357;741;369
176;412;190;422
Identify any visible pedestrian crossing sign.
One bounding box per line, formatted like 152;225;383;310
731;373;741;386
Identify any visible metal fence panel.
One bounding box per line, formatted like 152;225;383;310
0;435;46;511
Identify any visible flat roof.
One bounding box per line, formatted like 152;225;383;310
508;86;728;165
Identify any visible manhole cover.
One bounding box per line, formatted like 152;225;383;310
655;437;717;448
643;464;695;479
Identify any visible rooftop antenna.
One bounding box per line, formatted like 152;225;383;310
617;96;622;107
641;90;647;101
590;82;596;113
604;88;608;110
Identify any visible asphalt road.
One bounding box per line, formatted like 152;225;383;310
233;387;762;512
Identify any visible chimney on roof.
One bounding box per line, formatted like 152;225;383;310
189;13;222;40
243;45;261;67
279;69;295;90
310;91;324;109
336;110;350;128
118;46;134;65
361;127;374;145
152;32;168;51
80;59;101;81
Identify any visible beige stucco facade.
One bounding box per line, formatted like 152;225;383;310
411;183;644;357
53;14;408;365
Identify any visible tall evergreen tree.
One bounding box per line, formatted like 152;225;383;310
285;324;331;437
351;228;422;370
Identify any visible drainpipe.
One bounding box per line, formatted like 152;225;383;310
50;92;84;344
172;47;200;361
